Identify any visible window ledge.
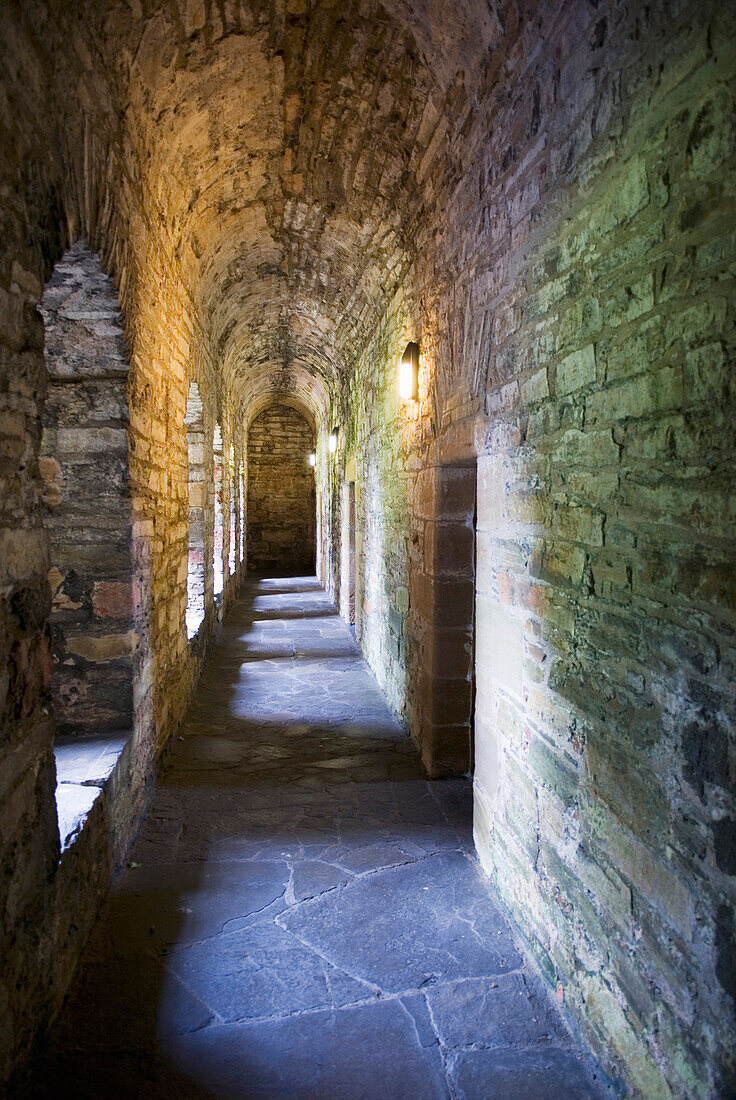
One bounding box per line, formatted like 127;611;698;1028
186;609;205;640
54;734;128;853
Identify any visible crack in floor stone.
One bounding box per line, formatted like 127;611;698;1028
23;576;617;1099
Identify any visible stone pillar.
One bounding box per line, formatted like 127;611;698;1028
409;462;476;777
185;383;206;637
213;423;224;596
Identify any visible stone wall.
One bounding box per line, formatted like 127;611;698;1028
0;8;78;1079
40;244;136;738
339;478;357;627
0;0;734;1094
466;7;736;1092
335;2;736;1095
0;4;248;1080
213;423;225;596
408;462;476;777
185;382;206;637
342;296;416;717
247;404;316;574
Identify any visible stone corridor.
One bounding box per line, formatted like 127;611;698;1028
2;2;735;1094
24;577;611;1099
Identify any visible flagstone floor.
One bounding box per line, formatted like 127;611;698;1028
24;576;614;1099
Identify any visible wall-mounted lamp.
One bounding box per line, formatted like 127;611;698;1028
308;452;316;467
399;341;420;401
328;428;338;454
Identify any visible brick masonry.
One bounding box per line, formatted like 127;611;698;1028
0;4;247;1078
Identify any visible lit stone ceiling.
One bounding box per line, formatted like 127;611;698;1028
51;0;508;418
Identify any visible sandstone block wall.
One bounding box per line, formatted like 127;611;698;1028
343;297;415;717
40;244;136;738
464;9;736;1096
213;423;225;596
185;382;207;635
408;462;476;778
247;404;316;574
0;12;80;1077
0;5;248;1079
335;3;736;1095
339;478;357;627
0;0;734;1095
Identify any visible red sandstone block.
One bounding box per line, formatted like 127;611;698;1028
420;720;472;778
411;469;436;520
414;672;473;725
412;465;476;522
410;572;475;628
92;581;133;619
436;466;476;520
426;521;475;577
424;626;474;680
496;571;547;616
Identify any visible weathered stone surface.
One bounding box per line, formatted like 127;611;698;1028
247;403;316;574
450;1047;610;1100
40;245;138;744
160;1002;449;1100
0;0;734;1094
20;579;610;1099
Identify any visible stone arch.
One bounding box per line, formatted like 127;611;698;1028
238;460;246;565
185;382;206;639
38;241;137;833
228;442;237;577
212;422;224;597
247;404;317;575
245;392;319;436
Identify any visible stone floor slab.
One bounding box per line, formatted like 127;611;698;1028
160;1000;450;1100
277;851;523;993
22;575;616;1099
449;1046;610;1100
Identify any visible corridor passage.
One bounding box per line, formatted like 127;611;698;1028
29;578;611;1099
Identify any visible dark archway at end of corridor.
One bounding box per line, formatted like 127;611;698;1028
247;403;317;575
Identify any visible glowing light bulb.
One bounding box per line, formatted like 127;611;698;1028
328;430;338;454
308;452;316;466
399;360;414;400
399;342;419;401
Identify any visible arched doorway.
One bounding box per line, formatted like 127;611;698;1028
246;404;316;575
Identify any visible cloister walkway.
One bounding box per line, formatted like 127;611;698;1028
27;577;612;1098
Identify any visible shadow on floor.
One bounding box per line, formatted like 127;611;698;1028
16;576;617;1100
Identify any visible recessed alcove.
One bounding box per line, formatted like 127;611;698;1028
39;242;135;852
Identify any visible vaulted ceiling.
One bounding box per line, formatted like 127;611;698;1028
41;0;516;417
